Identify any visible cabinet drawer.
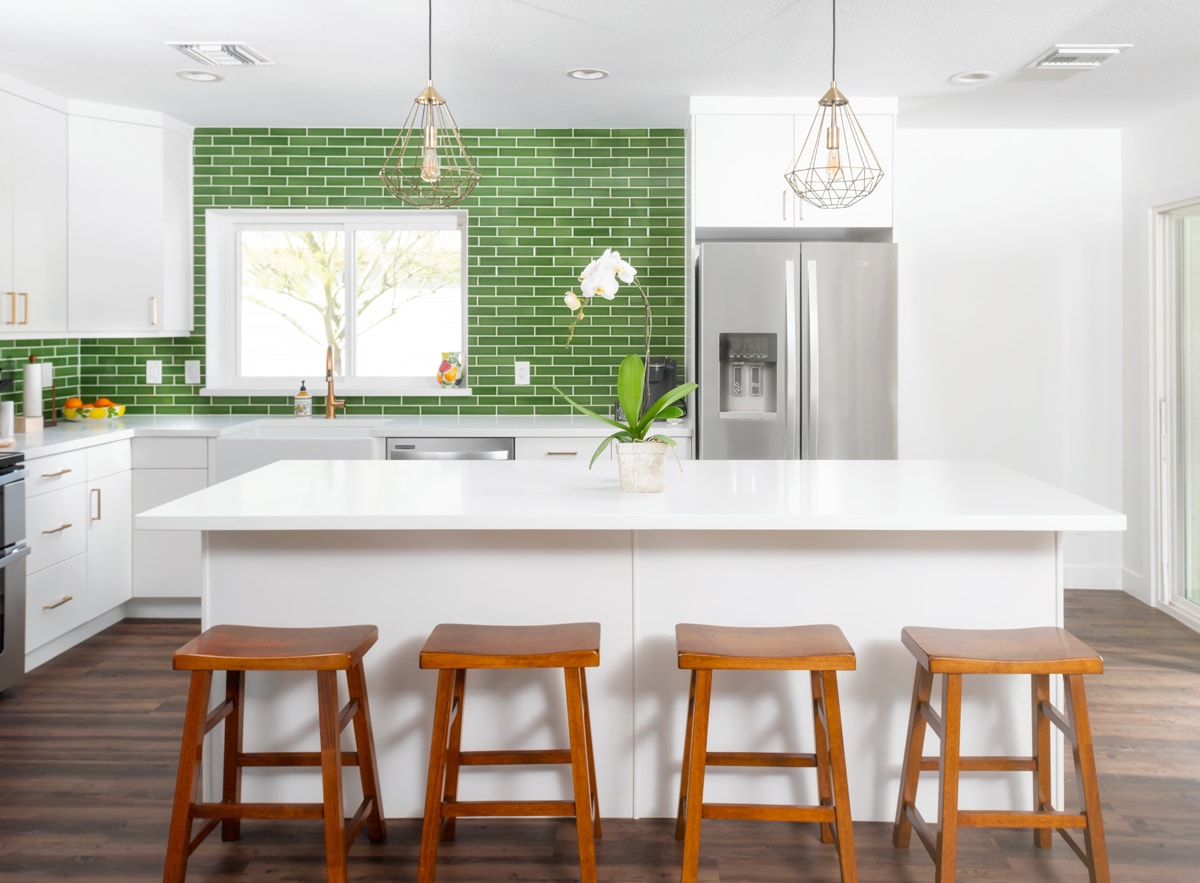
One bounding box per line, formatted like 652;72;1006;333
26;554;89;651
132;437;208;469
515;437;607;462
26;484;88;573
26;449;87;496
86;439;131;479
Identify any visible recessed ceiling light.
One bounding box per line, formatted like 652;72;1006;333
566;68;609;81
949;70;997;85
175;69;223;83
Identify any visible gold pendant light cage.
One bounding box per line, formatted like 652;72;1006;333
379;0;480;208
785;0;882;210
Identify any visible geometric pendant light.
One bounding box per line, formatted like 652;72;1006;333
784;0;883;209
380;0;481;207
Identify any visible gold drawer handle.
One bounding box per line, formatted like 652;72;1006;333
41;467;73;478
43;595;74;611
42;522;73;535
91;487;102;521
546;451;580;457
5;291;14;325
19;291;28;325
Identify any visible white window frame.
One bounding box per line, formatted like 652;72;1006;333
203;208;469;396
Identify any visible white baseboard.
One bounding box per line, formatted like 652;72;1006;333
124;597;201;619
1064;564;1125;590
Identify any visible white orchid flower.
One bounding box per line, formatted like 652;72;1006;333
564;290;582;311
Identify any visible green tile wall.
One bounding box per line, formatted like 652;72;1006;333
67;127;687;416
0;339;81;420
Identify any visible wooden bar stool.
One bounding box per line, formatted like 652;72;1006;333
163;624;386;883
892;626;1110;883
418;622;602;883
675;623;858;883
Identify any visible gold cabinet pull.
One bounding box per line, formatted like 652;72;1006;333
19;291;28;325
41;467;73;478
5;291;14;325
150;295;158;326
42;522;73;535
91;487;102;521
43;595;74;611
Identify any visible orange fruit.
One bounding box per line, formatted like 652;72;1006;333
94;397;113;407
65;397;83;409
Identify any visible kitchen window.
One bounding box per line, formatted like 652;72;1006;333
204;209;468;395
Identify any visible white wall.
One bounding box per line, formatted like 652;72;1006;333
1121;96;1200;605
894;129;1124;588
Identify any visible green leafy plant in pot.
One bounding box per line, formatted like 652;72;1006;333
552;249;698;477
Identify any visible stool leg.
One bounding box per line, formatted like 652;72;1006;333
935;674;964;883
564;667;598;883
418;669;457;883
220;670;244;842
1031;673;1052;848
1064;674;1111;883
810;671;835;844
893;664;933;847
675;670;699;842
820;670;858;883
346;660;386;842
439;669;467;843
163;670;213;883
317;670;349;883
680;668;713;883
579;668;602;838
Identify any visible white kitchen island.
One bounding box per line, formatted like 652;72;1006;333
136;458;1124;823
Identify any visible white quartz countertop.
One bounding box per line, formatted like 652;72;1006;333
136;458;1125;533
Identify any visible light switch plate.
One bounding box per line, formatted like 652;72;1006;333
146;360;163;385
184;360;201;384
515;360;530;386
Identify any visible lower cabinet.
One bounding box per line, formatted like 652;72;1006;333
131;437;208;599
515;434;693;461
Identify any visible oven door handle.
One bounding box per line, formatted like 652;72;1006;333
0;543;30;567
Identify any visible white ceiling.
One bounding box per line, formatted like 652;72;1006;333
1;0;1198;129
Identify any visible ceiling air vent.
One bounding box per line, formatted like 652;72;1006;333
1027;44;1131;69
168;42;275;66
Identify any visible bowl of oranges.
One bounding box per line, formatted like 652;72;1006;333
63;397;126;420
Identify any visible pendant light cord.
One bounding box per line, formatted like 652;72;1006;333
427;0;433;82
830;0;837;81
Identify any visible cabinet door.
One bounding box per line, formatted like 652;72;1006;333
87;470;133;616
791;113;893;229
693;114;796;229
132;468;207;598
67;115;165;332
0;90;68;334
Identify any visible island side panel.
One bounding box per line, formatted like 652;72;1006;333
633;530;1060;822
201;530;638;818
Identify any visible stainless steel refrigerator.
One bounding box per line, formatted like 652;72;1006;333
696;241;897;459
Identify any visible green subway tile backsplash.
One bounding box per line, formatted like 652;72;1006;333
9;128;686;417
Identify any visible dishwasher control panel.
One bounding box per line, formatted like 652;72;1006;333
386;437;515;460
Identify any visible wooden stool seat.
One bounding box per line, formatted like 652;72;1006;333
675;623;858;883
893;625;1109;883
418;622;602;883
164;624;386;883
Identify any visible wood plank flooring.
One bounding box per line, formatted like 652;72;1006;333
0;590;1197;881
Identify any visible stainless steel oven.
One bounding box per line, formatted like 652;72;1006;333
0;452;28;693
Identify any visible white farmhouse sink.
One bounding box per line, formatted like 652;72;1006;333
215;418;388;481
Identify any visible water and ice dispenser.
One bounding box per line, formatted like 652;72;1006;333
718;332;778;415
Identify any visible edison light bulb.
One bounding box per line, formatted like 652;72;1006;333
420;125;441;183
824;125;842;179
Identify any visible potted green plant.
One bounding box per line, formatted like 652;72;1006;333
553;249;697;491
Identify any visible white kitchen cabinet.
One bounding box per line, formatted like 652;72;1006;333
692;112;893;230
86;441;132;617
516;433;692;461
67;105;194;334
0;87;68;335
26;556;89;652
132;437;207;599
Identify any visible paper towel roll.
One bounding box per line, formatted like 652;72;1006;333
0;401;13;438
23;362;42;418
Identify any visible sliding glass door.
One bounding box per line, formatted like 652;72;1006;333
1171;204;1200;611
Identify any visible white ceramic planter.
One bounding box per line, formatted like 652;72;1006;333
615;440;669;493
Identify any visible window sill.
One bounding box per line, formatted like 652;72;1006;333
200;386;474;398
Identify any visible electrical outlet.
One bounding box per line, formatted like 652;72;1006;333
184;360;201;385
514;360;530;386
146;360;163;385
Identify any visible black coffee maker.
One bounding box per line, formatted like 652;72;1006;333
615;357;685;420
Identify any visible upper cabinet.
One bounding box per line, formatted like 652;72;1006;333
0;87;68;335
67;105;194;334
691;99;895;232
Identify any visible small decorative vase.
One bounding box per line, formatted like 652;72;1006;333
436;351;463;388
615;440;669;493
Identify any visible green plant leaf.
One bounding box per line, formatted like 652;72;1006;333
635;381;698;435
552;385;630;435
616;354;647;437
589;430;632;468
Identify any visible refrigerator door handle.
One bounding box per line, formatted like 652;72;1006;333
805;259;821;460
784;260;800;459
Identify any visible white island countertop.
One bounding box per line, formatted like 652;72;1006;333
136;458;1125;533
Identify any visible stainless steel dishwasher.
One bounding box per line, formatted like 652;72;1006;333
386;437;515;460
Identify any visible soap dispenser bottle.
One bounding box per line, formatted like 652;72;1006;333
294;381;312;417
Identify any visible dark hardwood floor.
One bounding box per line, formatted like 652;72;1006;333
1;590;1197;882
